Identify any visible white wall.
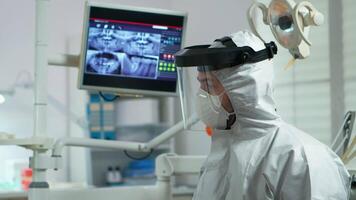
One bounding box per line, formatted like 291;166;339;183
0;0;35;182
170;0;251;46
0;0;69;183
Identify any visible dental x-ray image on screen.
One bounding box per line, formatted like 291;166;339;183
121;32;160;78
86;50;123;75
86;26;160;79
79;3;186;96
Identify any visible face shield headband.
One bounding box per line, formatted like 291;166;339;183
174;36;278;71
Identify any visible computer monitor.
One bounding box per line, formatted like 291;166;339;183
78;2;187;96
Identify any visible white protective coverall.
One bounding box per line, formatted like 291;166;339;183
192;31;351;200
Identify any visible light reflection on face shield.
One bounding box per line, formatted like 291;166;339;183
197;71;225;95
196;70;234;113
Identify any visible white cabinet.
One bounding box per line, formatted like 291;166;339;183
86;96;176;187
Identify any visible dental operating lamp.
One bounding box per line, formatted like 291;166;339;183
248;0;324;59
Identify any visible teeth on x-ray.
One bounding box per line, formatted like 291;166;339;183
89;28;124;52
86;25;161;78
125;33;160;56
88;29;160;56
123;56;157;78
88;52;120;74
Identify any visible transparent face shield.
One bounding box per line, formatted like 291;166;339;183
177;66;234;132
175;36;277;132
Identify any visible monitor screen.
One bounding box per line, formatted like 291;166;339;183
78;3;187;96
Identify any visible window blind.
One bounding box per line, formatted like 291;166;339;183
343;0;356;111
273;1;331;144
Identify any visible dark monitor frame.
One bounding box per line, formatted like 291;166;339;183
78;1;188;96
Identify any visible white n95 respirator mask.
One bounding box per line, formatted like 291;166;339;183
195;89;233;129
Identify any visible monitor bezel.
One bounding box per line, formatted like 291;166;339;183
78;1;188;97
